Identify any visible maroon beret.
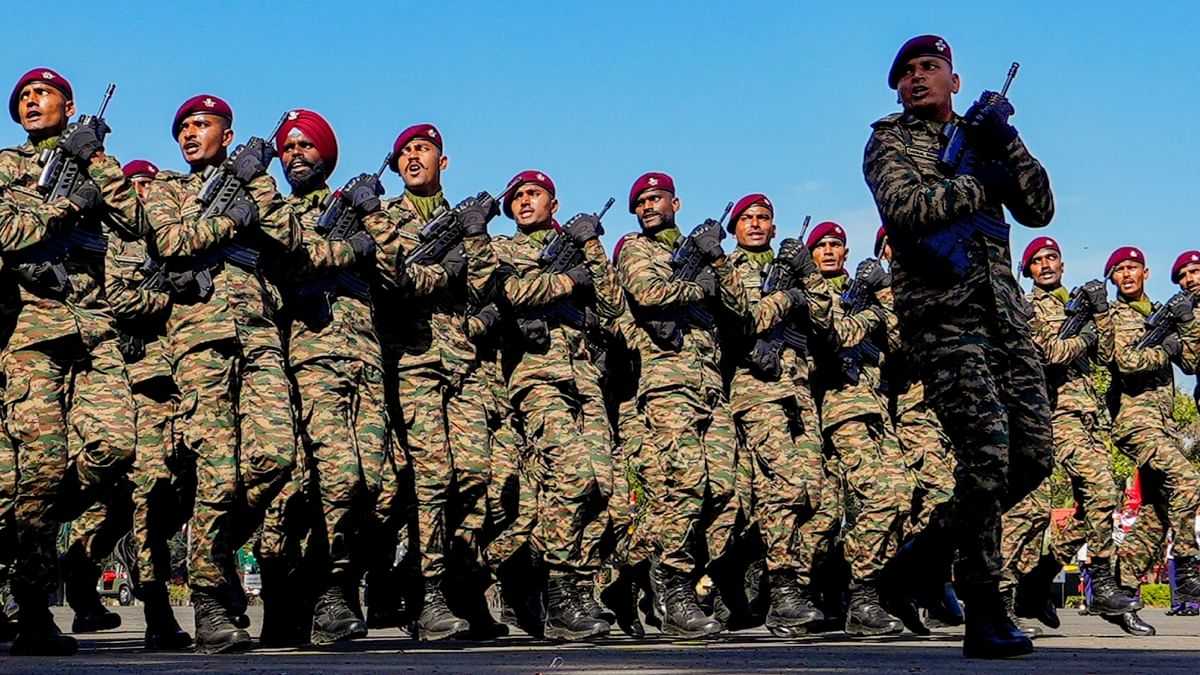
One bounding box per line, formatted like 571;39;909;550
172;94;232;139
275;108;338;176
888;34;952;89
390;123;442;172
805;221;846;250
1172;250;1200;283
1020;236;1060;278
10;67;72;123
728;193;773;233
1105;246;1145;277
121;159;160;179
873;225;889;257
628;172;675;213
502;169;556;219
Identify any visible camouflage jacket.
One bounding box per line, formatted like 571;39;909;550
363;194;477;379
471;228;624;400
143;170;297;362
880;285;927;418
279;191;381;371
814;273;890;430
863;112;1054;329
1027;285;1107;415
725;247;832;415
0;141;142;351
106;236;171;383
615;233;750;401
1102;297;1200;437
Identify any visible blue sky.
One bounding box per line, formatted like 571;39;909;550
3;2;1197;301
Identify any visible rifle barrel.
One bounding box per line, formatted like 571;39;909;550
1000;62;1020;97
374;153;392;179
799;215;812;239
597;197;615;220
95;84;116;118
717;201;734;227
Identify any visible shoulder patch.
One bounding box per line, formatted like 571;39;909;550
870;112;905;130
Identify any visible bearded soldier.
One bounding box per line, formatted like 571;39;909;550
1;67;141;656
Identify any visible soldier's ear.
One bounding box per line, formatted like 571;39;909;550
439;154;450;172
64;99;76;118
221;127;234;148
550;198;559;216
1144;267;1152;282
671;196;681;213
951;73;961;95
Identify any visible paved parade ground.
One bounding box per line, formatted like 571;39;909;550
1;607;1197;673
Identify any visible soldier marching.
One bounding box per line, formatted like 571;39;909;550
1;33;1198;663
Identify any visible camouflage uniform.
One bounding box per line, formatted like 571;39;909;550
142;169;298;602
464;229;623;576
863;111;1055;591
362;195;489;583
726;248;832;579
259;191;391;580
881;288;956;537
1102;297;1200;588
814;274;912;584
614;229;749;576
0;141;140;599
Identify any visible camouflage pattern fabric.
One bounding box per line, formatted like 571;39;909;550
143;169;298;595
863;111;1055;589
1103;298;1200;585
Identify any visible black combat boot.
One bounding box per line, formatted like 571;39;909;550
416;579;470;641
1086;559;1142;616
765;570;823;637
658;565;722;638
191;589;252;654
311;576;369;645
257;560;309;647
1172;556;1200;603
577;577;616;624
544;574;610;641
63;547;121;633
844;582;902;636
1101;610;1156;636
599;564;645;638
446;570;508;641
709;558;762;631
9;598;77;657
496;550;545;638
141;582;192;651
0;606;16;643
962;583;1034;659
1003;585;1042;639
1015;556;1062;629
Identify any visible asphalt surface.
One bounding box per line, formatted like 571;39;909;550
1;606;1198;673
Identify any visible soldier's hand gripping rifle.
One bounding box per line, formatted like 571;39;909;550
12;85;115;295
921;62;1020;279
1136;291;1194;349
140;114;288;297
638;202;734;349
747;217;812;380
836;257;887;386
292;154;392;323
404;184;516;267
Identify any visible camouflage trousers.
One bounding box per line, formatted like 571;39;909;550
68;374;193;590
260;357;390;576
825;416;911;582
615;397;652;568
640;388;737;576
480;365;534;571
893;403;955;538
1000;475;1052;592
1116;426;1200;588
398;366;490;580
0;398;14;586
735;397;826;575
904;291;1054;589
2;336;135;597
1047;410;1119;565
174;339;296;593
519;382;613;575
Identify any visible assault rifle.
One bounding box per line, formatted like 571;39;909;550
921;62;1020;279
747;217;813;380
292;155;393;323
837;261;884;386
1056;285;1097;376
1135;292;1189;349
12;85;116;295
140;115;287;297
404;184;516;267
638;202;734;349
